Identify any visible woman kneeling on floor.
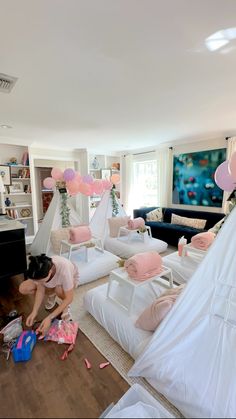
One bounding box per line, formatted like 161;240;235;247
19;254;79;337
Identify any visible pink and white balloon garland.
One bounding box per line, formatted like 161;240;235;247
43;167;120;197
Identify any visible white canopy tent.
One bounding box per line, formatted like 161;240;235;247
89;190;127;244
129;207;236;418
30;190;81;256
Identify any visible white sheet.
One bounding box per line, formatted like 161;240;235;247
84;280;169;359
104;236;168;259
163;250;204;284
129;207;236;418
104;384;174;418
68;248;119;285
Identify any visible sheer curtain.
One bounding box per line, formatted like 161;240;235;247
122;154;134;216
223;137;236;212
156;146;172;207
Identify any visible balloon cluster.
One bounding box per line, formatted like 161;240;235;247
214;151;236;192
43;168;120;197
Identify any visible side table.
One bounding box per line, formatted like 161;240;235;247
60;236;104;262
117;225;152;242
106;266;173;315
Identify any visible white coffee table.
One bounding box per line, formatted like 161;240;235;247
117;225;152;242
106;266;173;315
181;243;207;259
60;236;104;262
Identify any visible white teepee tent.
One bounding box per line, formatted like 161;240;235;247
129;206;236;418
30;190;81;256
90;190;127;243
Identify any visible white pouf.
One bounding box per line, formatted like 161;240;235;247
69;247;119;285
104;236;168;259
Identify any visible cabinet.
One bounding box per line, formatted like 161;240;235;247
0;216;27;279
89;154;121;220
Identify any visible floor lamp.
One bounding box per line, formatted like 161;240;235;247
0;175;6;215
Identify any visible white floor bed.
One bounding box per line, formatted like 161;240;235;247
67;247;120;285
84;279;168;359
162;250;204;284
104;235;168;259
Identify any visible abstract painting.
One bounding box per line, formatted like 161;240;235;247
172;148;226;207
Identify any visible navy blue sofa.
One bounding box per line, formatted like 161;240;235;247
133;207;225;247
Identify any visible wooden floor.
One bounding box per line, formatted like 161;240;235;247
0;275;129;418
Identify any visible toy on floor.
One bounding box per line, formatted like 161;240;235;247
12;330;37;363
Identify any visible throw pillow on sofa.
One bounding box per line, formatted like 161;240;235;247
146;207;163;222
108;216;130;238
171;213;207;229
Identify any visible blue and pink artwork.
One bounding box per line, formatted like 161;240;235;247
172;148;226;207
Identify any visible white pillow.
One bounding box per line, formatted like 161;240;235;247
50;227;70;254
108;216;131;238
146;208;163;222
208;217;225;235
171;213;207;229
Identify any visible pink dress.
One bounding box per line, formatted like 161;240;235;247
44;255;79;292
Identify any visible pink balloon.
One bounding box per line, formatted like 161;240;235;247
214;160;236;192
102;179;113;190
229;151;236;181
43;177;56;189
78;182;91;195
51;167;63;180
75;171;82;183
110;174;120;185
66;179;80;196
93;180;104;195
63;168;75;182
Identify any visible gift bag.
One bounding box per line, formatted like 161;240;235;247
44;319;79;360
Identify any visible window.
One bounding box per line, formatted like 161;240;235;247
132;154;157;208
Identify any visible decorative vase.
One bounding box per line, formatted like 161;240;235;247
92;157;99;170
5;197;11;207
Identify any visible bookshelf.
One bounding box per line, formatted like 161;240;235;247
0;146;35;238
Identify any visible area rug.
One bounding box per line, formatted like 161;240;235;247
71;275;183;418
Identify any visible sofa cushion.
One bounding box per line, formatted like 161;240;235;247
163;207;224;229
146;207;163;222
171;213;207;229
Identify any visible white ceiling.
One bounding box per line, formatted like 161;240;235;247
0;0;236;153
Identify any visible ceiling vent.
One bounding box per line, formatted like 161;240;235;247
0;73;18;93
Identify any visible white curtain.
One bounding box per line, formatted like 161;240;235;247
156;147;172;207
122;154;134;216
223;137;236;212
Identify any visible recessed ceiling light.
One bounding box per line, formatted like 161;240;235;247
0;124;12;129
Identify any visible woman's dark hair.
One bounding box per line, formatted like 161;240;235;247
27;254;53;280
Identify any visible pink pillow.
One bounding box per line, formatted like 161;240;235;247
108;216;130;238
69;226;92;244
135;295;177;332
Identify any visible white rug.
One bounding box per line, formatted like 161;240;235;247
71;273;183;418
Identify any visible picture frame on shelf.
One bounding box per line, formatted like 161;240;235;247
0;165;12;186
9;181;24;193
101;169;111;180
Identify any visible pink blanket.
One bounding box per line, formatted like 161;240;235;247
127;217;145;230
191;231;215;251
69;226;92;244
124;251;162;280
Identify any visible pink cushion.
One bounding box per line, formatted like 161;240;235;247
135;285;185;332
69;226;92;244
108;216;130;238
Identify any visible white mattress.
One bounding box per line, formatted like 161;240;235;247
68;248;119;285
163;250;204;284
104;235;168;259
84;279;168;359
